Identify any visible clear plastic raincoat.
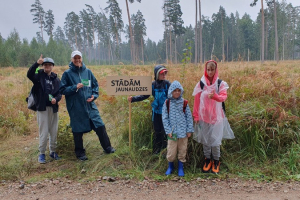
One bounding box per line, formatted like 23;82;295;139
192;61;234;146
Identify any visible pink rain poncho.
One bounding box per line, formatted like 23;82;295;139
192;61;234;146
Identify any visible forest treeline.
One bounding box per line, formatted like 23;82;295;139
0;0;299;67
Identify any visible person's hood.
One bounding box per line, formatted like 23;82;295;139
168;80;184;99
69;61;87;72
204;60;219;86
154;65;167;80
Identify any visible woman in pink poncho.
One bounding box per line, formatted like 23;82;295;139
193;60;234;174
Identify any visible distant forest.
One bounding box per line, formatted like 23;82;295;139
0;0;300;67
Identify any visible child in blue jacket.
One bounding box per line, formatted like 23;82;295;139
162;81;194;176
128;65;171;154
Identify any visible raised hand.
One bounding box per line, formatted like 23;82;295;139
37;54;44;65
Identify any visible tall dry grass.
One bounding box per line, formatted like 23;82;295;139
0;61;300;181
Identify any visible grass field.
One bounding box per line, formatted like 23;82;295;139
0;60;300;182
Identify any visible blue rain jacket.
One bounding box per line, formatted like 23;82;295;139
162;81;194;138
60;62;104;133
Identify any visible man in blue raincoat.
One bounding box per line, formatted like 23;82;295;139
60;50;115;161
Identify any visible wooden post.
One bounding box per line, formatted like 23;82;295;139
129;101;132;147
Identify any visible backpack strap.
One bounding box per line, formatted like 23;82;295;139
166;99;170;114
200;80;204;90
183;99;188;113
166;99;188;114
217;79;226;113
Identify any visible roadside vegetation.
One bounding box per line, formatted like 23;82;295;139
0;61;300;182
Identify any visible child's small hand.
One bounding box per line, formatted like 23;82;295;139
127;96;133;102
168;133;172;138
187;133;192;138
194;119;199;124
208;90;215;99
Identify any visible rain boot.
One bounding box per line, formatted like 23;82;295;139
178;160;184;177
165;162;174;175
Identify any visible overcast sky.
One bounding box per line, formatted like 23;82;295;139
1;0;299;43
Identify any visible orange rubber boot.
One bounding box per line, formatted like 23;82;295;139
212;160;220;174
202;158;212;173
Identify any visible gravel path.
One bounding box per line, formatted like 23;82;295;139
1;177;300;200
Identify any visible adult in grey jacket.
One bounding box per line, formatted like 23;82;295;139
60;51;115;161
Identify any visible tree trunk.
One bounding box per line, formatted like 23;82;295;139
199;0;202;64
221;11;225;62
39;13;43;41
261;0;265;63
211;38;215;60
164;6;168;64
169;28;172;64
175;36;177;64
141;37;144;65
274;0;279;63
125;0;135;65
265;21;268;60
194;0;198;64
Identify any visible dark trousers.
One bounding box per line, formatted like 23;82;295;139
72;120;112;157
153;113;167;153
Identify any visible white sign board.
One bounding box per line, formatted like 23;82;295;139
106;76;152;96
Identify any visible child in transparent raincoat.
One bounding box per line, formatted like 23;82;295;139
192;60;234;174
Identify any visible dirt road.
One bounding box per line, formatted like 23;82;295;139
1;177;300;200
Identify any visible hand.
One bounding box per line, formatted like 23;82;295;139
37;54;44;65
187;133;192;138
77;83;84;89
127;96;133;102
87;95;94;102
194;119;199;124
208;90;215;99
51;98;56;104
168;133;172;138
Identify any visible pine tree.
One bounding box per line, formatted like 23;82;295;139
126;0;142;65
44;10;55;37
105;0;124;60
30;0;45;42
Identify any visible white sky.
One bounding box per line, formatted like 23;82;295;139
0;0;299;43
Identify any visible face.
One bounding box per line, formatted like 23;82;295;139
172;88;181;99
43;63;54;74
72;55;82;67
158;71;167;80
206;65;216;78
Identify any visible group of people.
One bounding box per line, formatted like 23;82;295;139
27;51;115;163
128;61;234;176
27;50;234;176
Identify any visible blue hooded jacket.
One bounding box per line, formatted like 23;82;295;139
132;65;171;115
59;62;104;133
162;81;194;138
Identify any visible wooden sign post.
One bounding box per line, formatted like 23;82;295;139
106;76;152;147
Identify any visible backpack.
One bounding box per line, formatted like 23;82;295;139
166;99;188;114
200;79;226;113
26;86;37;111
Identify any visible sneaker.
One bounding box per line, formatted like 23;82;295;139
212;160;220;174
77;155;88;161
49;152;61;160
202;157;212;173
38;154;46;164
104;147;116;154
